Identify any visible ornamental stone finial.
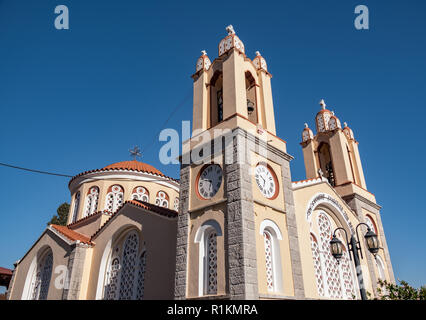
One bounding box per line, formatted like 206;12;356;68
201;50;207;55
344;122;348;127
304;123;309;128
318;168;324;177
319;99;326;109
331;110;335;115
255;51;261;56
226;25;235;35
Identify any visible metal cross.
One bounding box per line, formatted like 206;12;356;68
129;146;142;161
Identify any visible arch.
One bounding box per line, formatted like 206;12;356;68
84;186;99;217
375;255;386;281
105;185;124;213
71;191;80;223
99;227;146;300
210;71;223;127
318;142;335;186
132;186;149;202
155;190;169;208
22;246;53;300
194;220;222;296
259;219;283;293
245;71;258;124
365;214;378;234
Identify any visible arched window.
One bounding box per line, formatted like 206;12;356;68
71;192;80;223
205;229;218;295
259;219;283;293
132;186;149;202
263;231;274;291
105;185;124;213
210;71;223;127
245;71;257;124
173;198;179;212
311;211;356;299
365;215;378;234
29;250;53;300
103;230;146;300
84;186;99;217
318;143;335;186
155;191;169;208
375;255;386;281
194;220;222;296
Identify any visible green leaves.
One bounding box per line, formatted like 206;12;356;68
47;203;70;226
376;279;426;300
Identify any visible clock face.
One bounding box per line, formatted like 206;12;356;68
255;164;277;199
197;164;223;199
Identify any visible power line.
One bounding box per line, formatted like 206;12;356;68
0;162;73;178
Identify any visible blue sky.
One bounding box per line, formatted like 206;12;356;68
0;0;425;294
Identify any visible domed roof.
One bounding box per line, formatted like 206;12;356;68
218;25;245;56
195;50;211;73
103;160;164;176
343;122;355;140
302;123;314;142
253;51;268;71
315;99;341;133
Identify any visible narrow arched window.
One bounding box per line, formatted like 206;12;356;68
375;255;386;281
245;71;258;124
71;192;80;223
263;231;274;291
104;258;120;300
105;185;124;213
173;198;179;212
84;186;99;217
132;186;149;202
205;229;218;295
30;250;53;300
210;72;223;127
155;191;169;208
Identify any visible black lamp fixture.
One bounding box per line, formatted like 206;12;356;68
329;223;381;300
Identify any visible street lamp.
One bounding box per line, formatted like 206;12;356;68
329;223;380;300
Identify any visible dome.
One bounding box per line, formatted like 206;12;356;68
103;160;164;176
302;123;314;142
195;50;211;73
218;25;245;56
253;51;268;71
315;99;333;133
343;122;355;140
328;112;342;131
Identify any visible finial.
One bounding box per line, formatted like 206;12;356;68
319;99;326;109
226;25;235;35
201;50;207;55
344;122;348;127
331;110;335;116
255;51;261;56
129;146;142;161
318;168;324;177
304;123;309;128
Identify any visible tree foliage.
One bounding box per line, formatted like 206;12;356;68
377;279;426;300
47;202;70;226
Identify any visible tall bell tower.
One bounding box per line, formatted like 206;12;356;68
301;100;395;293
174;26;305;300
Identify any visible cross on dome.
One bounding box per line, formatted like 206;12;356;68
129;146;142;161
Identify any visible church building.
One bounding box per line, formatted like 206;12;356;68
6;26;394;300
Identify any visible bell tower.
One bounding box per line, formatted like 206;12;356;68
301;99;395;292
175;26;305;300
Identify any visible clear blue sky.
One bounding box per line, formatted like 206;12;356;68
0;0;425;294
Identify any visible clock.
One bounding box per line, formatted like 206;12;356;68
197;164;223;199
255;164;278;199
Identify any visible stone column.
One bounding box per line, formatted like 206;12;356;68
174;164;190;299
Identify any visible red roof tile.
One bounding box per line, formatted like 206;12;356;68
50;224;93;245
0;267;12;276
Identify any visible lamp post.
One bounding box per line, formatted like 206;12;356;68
329;223;380;300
